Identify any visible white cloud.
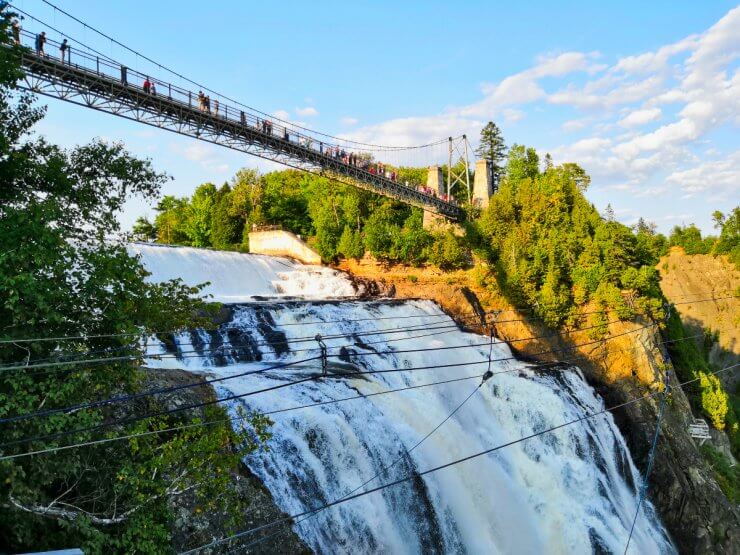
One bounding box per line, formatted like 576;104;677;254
618;107;662;128
341;6;739;216
295;106;319;117
562;118;589;132
177;143;230;174
272;109;290;120
183;142;211;162
502;108;525;122
340;116;359;126
665;150;740;197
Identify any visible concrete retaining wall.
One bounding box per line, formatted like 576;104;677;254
248;230;322;265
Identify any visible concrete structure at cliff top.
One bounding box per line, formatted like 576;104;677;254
473;159;493;208
248;228;322;265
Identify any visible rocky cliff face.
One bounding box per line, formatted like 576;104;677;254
140;369;309;554
337;257;740;554
658;247;739;389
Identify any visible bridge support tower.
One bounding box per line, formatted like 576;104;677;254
473;159;493;209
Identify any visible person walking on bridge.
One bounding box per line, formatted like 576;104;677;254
143;77;151;94
11;19;21;46
59;39;69;63
35;31;46;57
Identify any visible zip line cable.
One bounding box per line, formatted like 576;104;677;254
180;361;739;554
0;308;464;345
258;333;498;550
0;327;710;555
0;322;657;449
624;383;668;554
0;318;477;371
0;308;655;373
0;330;708;462
4;322;474;382
0;318;653;424
1;292;733;346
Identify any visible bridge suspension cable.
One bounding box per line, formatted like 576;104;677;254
19;1;456;153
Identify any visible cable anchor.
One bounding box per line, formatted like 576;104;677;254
315;334;327;376
480;327;495;385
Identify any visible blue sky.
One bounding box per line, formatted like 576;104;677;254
16;0;740;234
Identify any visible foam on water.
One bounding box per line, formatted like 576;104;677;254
145;298;675;554
128;243;356;302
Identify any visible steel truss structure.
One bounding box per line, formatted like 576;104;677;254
14;48;464;220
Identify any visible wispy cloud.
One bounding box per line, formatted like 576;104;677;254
295;106;319;117
342;6;738;213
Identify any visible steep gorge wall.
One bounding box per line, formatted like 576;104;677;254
658;247;739;388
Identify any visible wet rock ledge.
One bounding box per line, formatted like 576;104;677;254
140;368;310;554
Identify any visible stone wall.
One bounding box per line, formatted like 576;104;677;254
248;230;322;265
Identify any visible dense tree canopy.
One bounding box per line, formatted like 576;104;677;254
475;146;664;327
0;13;268;552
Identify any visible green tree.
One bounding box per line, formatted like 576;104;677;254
153;195;189;244
505;144;540;184
475;121;507;189
337;225;364;260
668;223;715;255
210;183;242;250
712;207;740;268
131;216;157;242
0;16;269;551
363;201;405;260
633;218;668;266
393;210;432;265
260;170;313;235
426;230;469;270
183;182;218;247
476;149;662;326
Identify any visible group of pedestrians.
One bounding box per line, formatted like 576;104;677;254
14;20;70;64
18;23;451;202
197;91;213;113
143;77;157;96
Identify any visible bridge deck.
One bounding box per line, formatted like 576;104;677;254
11;41;464;220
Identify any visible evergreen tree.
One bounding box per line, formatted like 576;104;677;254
131;216;157;241
475;121;507;189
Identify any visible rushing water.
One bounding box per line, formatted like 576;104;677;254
137;245;674;554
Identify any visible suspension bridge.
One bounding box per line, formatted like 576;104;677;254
6;19;479;221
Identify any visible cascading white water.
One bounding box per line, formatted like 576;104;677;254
137;245;674;554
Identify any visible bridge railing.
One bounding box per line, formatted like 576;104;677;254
13;30;464;217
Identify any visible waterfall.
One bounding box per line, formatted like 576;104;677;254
135;245;673;553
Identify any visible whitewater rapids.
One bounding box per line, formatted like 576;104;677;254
137;245;674;554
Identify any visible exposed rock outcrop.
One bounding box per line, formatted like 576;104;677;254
138;369;310;554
